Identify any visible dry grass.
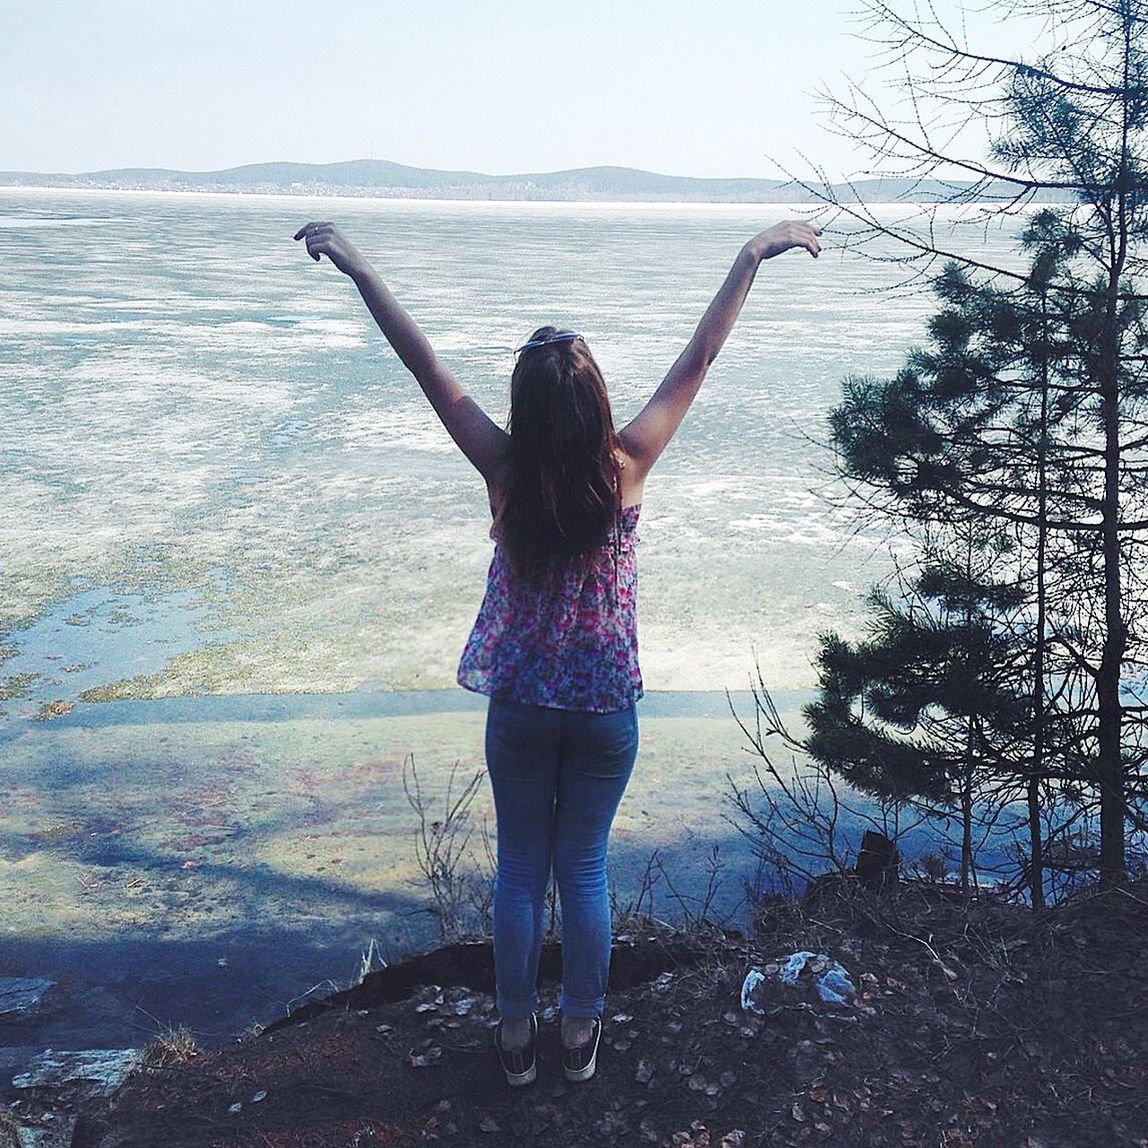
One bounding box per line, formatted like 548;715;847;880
139;1025;200;1070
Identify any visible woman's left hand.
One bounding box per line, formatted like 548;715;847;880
294;221;367;277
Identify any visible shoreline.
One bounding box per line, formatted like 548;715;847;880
0;184;823;210
0;685;816;739
0;183;1043;214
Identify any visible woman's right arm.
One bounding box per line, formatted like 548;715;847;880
295;221;507;480
618;220;821;481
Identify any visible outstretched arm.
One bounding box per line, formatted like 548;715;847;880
618;220;821;479
295;222;507;479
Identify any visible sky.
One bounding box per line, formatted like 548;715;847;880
3;0;1048;180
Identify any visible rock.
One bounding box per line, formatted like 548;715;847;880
11;1049;141;1098
8;1113;78;1148
0;980;56;1022
855;831;899;886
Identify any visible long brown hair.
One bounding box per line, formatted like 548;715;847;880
496;328;620;574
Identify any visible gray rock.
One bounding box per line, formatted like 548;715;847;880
11;1048;140;1098
0;981;56;1022
8;1113;78;1148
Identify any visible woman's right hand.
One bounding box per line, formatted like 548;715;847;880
293;221;367;277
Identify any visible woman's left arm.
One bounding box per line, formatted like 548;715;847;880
295;221;507;480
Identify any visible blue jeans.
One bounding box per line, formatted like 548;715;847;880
485;697;639;1021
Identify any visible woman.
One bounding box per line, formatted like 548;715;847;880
295;217;821;1085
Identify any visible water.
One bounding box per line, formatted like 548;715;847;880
0;189;1034;1047
0;189;1026;709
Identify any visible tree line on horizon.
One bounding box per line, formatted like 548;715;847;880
0;158;1078;205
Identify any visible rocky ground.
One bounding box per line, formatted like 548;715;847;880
5;878;1148;1147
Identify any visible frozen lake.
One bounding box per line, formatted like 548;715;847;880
0;189;1025;712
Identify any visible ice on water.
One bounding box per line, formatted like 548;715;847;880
0;189;1024;703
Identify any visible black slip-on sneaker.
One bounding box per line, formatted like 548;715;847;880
495;1013;538;1087
562;1017;602;1082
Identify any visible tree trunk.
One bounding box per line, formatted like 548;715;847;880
1097;15;1132;887
1097;393;1126;884
1030;293;1049;912
1027;776;1044;910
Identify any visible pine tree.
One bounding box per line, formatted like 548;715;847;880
805;536;1033;892
805;0;1148;889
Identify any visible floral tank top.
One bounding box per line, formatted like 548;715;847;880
457;504;643;713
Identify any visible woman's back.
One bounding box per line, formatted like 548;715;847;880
458;501;642;713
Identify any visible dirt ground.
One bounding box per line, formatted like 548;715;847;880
11;879;1148;1148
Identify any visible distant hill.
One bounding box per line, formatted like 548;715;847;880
0;158;1072;204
